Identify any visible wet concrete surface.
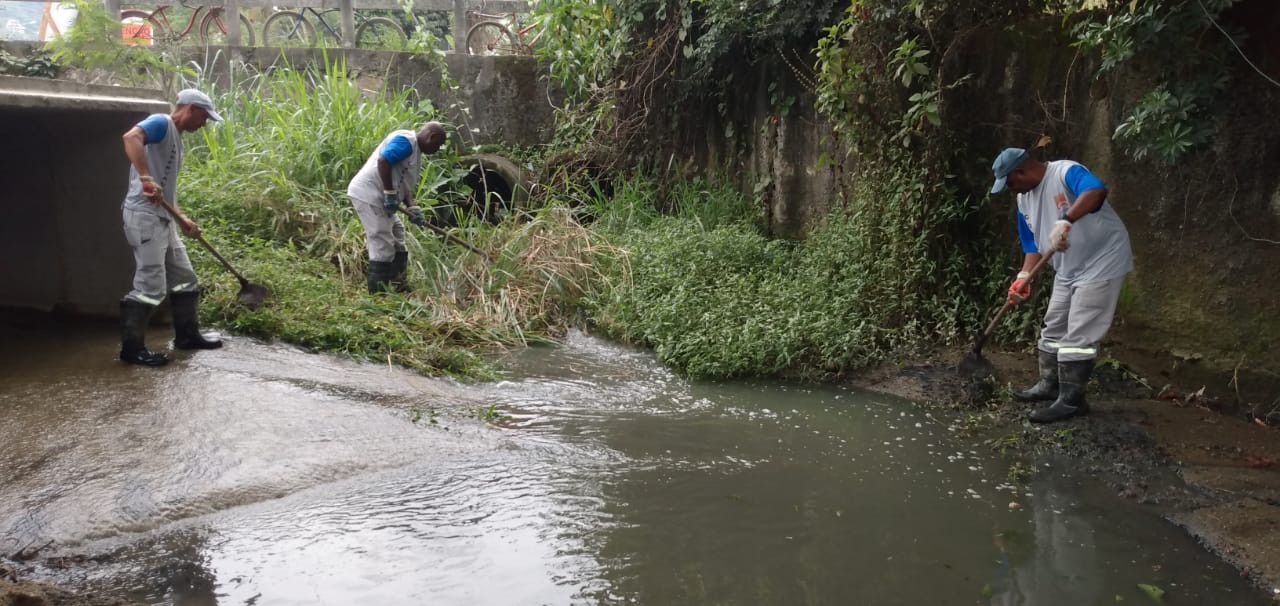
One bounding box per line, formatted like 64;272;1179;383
0;314;1275;604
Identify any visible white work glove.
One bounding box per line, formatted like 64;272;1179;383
1050;219;1072;251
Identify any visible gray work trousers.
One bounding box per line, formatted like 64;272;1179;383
122;207;199;306
351;196;406;263
1037;276;1125;362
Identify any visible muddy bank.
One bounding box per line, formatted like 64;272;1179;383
1;550;135;605
0;573;132;606
854;345;1280;595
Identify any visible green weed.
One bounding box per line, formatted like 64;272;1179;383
180;60;619;377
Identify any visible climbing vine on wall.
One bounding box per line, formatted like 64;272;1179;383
530;0;1257;356
533;0;840;157
1072;0;1241;164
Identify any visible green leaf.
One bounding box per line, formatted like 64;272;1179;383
1137;584;1164;602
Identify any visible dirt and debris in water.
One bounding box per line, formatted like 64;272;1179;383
853;344;1280;594
1;548;135;605
0;575;135;606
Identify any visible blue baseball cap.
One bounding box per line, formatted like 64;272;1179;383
990;147;1028;194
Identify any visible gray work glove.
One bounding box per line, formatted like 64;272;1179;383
406;206;427;227
383;189;400;216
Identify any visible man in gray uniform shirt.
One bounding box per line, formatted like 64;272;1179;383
990;148;1134;423
119;89;224;367
347;121;445;293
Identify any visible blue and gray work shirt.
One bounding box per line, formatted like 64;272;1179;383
1015;160;1133;286
122;113;183;217
347;131;422;206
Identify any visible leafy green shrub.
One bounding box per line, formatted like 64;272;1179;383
0;48;60;78
584;174;1023;380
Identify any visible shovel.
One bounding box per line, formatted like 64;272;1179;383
958;248;1057;378
155;197;272;310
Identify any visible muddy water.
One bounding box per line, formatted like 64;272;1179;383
0;316;1269;605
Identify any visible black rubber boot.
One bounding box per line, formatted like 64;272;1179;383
1014;349;1059;402
171;290;223;350
1030;359;1093;423
390;250;413;293
367;259;397;294
120;299;168;366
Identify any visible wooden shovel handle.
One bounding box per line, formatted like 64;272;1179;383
976;248;1057;349
398;206;492;261
154;197;250;285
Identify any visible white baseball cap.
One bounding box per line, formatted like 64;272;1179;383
175;88;222;122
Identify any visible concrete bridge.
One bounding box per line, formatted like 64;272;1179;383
0;76;168;317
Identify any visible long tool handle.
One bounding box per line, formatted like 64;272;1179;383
155;198;250;285
974;248;1057;350
398;207;492;261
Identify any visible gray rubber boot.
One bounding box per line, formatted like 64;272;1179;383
171;290;223;350
390;250;413;293
1030;359;1093;423
367;259;397;294
120;299;168;367
1014;349;1059;402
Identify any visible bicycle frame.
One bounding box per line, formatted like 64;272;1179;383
306;7;342;41
468;11;543;50
279;7;361;42
146;5;210;38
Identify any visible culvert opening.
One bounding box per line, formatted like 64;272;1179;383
461;166;513;225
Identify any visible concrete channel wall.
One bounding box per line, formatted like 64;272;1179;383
0;76;170;317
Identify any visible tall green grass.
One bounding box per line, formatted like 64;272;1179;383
174;60;1020;381
179;59;617;377
581;173;1026;380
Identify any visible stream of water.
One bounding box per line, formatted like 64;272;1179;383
0;316;1268;604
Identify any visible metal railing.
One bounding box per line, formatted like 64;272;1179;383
11;0;529;51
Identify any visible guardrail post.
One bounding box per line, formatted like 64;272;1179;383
452;0;465;53
103;0;121;22
225;0;242;46
340;0;356;48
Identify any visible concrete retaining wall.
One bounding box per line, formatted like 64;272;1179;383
190;47;557;148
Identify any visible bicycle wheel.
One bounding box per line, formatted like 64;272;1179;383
355;16;406;50
120;9;166;46
200;10;256;47
465;21;518;56
262;11;315;47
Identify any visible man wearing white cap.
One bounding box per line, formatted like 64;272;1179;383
990;148;1134;423
118;88;224;367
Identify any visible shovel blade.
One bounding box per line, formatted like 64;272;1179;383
958;347;994;379
236;282;272;310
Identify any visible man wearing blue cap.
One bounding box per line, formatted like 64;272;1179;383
118;88;224;367
990;148;1133;422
